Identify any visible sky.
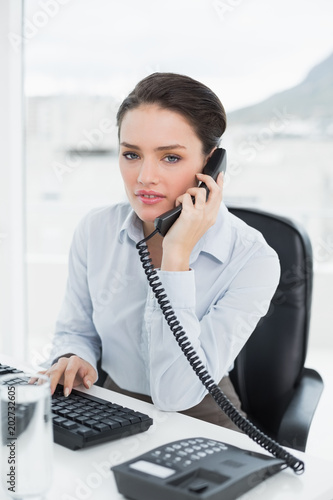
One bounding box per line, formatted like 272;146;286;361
23;0;333;111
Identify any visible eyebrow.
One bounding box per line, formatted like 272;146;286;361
120;142;187;151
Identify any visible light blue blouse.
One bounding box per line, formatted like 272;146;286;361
49;202;280;411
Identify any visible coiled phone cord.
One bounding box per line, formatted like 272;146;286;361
136;231;305;475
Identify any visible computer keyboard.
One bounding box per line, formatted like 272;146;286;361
0;363;153;450
51;385;153;450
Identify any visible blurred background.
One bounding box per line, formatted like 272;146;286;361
20;0;333;364
0;0;332;460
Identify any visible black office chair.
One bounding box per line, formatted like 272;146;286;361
228;206;324;452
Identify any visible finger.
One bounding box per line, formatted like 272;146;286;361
216;171;224;187
175;191;194;209
78;365;97;390
180;192;199;210
194;188;207;208
82;375;94;389
185;186;207;208
83;377;92;389
29;375;46;386
175;194;185;207
62;356;81;397
48;372;62;395
196;173;222;202
29;372;43;382
37;377;45;386
46;358;68;395
196;172;219;192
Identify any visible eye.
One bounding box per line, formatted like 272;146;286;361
122;151;140;160
164;154;181;164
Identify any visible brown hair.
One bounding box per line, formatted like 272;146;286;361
116;73;226;156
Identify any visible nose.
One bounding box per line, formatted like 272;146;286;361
137;158;159;185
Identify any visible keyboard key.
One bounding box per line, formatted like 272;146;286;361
51;405;62;412
76;427;98;437
101;419;121;429
110;416;131;427
61;420;78;430
93;423;110;432
133;411;151;421
84;419;99;427
53;416;67;426
125;415;141;424
74;415;90;424
82;412;95;418
66;412;80;420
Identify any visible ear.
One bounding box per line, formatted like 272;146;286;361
204;147;217;165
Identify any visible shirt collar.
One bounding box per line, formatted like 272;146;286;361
119;208;144;244
118;203;232;264
190;203;232;265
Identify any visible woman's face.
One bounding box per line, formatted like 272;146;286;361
119;104;207;231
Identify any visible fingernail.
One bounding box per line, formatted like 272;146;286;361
86;380;91;389
64;387;70;397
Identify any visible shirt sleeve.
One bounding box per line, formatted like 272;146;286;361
47;215;101;372
145;250;280;411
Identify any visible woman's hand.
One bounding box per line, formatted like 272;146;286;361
161;171;224;271
40;355;97;396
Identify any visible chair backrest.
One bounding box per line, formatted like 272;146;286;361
228;206;313;436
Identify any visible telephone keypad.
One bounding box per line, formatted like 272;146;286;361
148;438;229;470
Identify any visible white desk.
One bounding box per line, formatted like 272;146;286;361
1;356;333;500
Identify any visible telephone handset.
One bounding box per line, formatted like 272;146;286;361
135;148;304;476
154;148;227;236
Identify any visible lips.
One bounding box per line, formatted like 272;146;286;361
135;190;166;205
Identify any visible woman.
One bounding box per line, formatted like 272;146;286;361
44;73;280;430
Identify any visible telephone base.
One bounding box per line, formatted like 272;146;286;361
112;437;286;500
